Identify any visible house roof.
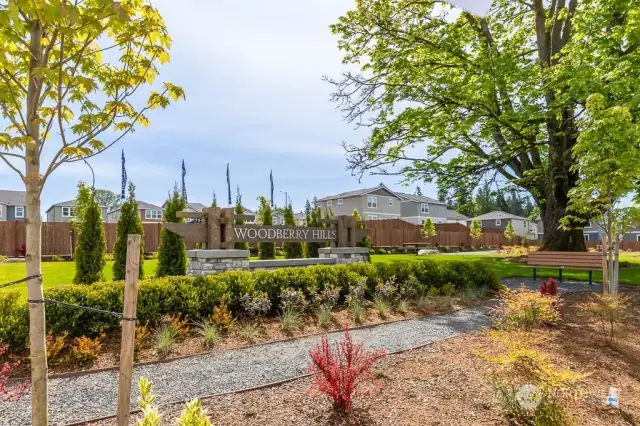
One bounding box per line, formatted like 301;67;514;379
473;211;528;221
187;202;207;212
0;190;26;206
316;184;400;202
45;200;107;213
396;192;446;205
108;200;162;214
446;209;470;221
293;212;307;219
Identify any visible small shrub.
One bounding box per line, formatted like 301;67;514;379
237;321;262;344
280;308;302;333
492;286;561;331
442;282;455;297
280;288;308;313
103;253;115;262
166;314;190;339
395;299;410;314
427;286;440;298
373;296;389;320
349;300;364;324
211;301;234;332
137;377;161;426
461;286;486;303
1;338;29;402
345;276;367;308
579;293;632;346
435;296;453;311
402;275;422;299
374;278;397;302
154;324;177;357
177;398;212;426
312;285;340;309
70;335;102;363
316;305;334;328
240;291;272;318
416;294;432;313
46;332;68;363
135;324;151;353
308;328;388;413
540;278;558;296
195;320;218;348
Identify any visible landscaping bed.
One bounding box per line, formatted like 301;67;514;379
89;291;640;426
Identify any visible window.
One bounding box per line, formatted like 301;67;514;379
389;198;393;207
317;202;323;207
586;222;592;228
145;210;162;219
367;215;378;220
15;206;24;218
585;234;589;241
637;235;640;242
337;198;343;205
62;207;75;217
495;219;501;226
367;196;377;209
0;205;3;216
327;200;332;207
420;203;429;214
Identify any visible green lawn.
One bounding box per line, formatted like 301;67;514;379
2;253;639;298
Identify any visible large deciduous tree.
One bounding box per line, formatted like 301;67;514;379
328;0;640;252
0;2;182;422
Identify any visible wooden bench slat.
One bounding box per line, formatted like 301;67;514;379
528;251;602;269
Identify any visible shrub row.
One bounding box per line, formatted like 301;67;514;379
0;260;498;351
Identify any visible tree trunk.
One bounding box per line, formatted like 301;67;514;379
26;20;48;426
612;235;620;296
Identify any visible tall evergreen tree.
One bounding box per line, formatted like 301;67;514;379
211;190;218;208
283;204;303;258
257;196;275;259
156;185;187;277
353;208;371;248
415;186;423;196
305;208;323;258
234;186;249;250
113;183;145;280
304;199;312;216
73;189;106;284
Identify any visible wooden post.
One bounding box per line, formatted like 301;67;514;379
116;234;141;426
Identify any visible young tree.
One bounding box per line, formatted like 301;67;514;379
562;94;640;296
113;183;145;280
353;208;371;248
329;1;640;251
234;186;248;250
73;190;106;284
421;217;437;247
305;208;323;258
283;204;303;258
69;181;93;232
504;221;516;245
156;185;187;277
0;3;182;420
469;218;483;246
257;196;275;259
211;190;218;208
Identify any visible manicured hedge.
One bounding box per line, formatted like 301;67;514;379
0;260;498;350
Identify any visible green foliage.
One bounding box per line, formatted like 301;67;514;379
237;321;262;344
492;287;561;331
0;292;29;350
70;182;93;232
579;293;632;346
441;282;455;297
421;217;437;241
504;221;516;244
257;196;275;260
137;377;161;426
234;187;249;250
154;324;177;358
427;286;440;298
283;203;304;258
349;300;364;324
373;296;389;319
94;189;120;213
195;320;218;348
177;399;212;426
315;305;334;328
469;218;482;243
353;209;371;248
304;208;323;258
74;189;106;284
156;185;187;277
113;183;145;280
280;307;302;333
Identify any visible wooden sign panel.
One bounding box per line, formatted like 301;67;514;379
234;225;337;243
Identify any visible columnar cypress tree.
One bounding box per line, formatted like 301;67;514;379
156;185;187;277
234;186;248;250
113;183;145;280
73;192;106;284
305;208;323;258
283;203;303;258
257;196;275;259
353;209;371;248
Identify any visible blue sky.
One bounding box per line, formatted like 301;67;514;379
0;0;484;214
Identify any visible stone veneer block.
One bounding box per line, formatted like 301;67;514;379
187;249;250;259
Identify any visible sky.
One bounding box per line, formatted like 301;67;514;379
0;0;486;214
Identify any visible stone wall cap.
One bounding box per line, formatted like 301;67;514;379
317;247;370;254
186;249;250;259
248;258;336;268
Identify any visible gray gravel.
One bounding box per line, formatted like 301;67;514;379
0;279;599;426
0;305;493;426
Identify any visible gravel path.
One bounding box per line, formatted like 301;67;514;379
0;279;597;426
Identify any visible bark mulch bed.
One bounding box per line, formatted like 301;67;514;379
89;291;640;426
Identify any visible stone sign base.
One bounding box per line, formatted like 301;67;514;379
186;249;250;276
318;247;370;264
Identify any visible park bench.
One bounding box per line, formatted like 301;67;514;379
527;251;602;285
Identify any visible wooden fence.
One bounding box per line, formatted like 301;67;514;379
0;222;165;257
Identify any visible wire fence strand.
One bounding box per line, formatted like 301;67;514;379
0;274;42;289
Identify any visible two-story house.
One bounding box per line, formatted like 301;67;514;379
396;193;448;225
0;190;26;222
293;212;307;226
46;200;108;222
467;211;537;239
106;201;164;223
316;185;402;220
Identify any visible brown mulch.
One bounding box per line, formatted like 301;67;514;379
89;292;640;426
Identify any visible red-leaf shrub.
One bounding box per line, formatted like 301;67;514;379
1;339;29;402
540;278;558;296
307;327;387;413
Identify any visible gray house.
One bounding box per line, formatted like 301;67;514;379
396;193;448;225
316;185;402;220
467;211;537;239
106;201;164;223
46;200;107;222
0;190;27;222
447;209;470;224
